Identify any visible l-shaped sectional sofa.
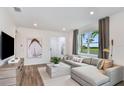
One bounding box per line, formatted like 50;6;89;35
63;55;123;86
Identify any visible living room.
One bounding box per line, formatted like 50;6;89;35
0;7;124;86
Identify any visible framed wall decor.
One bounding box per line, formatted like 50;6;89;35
27;38;42;58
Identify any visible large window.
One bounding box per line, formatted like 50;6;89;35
80;31;99;55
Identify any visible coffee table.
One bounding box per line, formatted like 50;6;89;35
46;62;71;78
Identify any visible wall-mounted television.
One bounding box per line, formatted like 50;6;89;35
0;32;14;60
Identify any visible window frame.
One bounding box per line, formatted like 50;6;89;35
78;31;99;57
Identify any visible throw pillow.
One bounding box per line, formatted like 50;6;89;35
72;57;80;62
75;57;80;62
76;58;84;63
79;58;84;63
103;59;113;70
67;55;73;60
82;58;91;64
97;60;104;70
91;58;101;66
63;55;68;60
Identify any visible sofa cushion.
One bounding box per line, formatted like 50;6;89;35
71;66;110;85
82;58;92;64
65;60;89;67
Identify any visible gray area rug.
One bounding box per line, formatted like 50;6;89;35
38;67;80;86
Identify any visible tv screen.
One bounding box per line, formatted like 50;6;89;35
1;32;14;60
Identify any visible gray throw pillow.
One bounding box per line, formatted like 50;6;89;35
97;60;104;70
91;58;103;66
82;58;91;64
63;56;68;60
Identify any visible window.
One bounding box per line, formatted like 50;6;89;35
80;31;99;55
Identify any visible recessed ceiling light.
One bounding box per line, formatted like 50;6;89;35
33;23;37;27
90;11;94;15
62;28;66;31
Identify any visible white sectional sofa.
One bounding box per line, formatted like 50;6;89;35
63;55;123;86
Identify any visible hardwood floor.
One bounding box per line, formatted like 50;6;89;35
115;81;124;86
20;64;45;86
20;64;124;86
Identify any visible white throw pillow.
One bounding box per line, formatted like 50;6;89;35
72;57;80;62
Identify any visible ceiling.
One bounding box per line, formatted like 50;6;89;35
7;7;124;31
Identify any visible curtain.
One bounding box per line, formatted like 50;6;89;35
98;17;109;59
72;29;79;55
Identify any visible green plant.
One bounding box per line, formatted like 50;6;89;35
51;57;61;64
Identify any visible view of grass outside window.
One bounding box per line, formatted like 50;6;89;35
80;31;99;55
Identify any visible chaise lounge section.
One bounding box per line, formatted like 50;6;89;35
71;66;110;86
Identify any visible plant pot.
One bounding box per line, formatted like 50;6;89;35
53;63;60;67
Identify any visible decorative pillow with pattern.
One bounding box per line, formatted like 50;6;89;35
67;55;73;60
103;59;113;70
97;60;104;70
91;58;103;66
72;57;78;62
76;58;84;63
79;58;84;63
63;55;69;60
82;58;92;64
72;57;82;62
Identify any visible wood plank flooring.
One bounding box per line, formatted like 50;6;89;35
20;64;45;86
115;81;124;86
18;64;124;86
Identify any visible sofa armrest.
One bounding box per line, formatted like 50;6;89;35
104;66;123;85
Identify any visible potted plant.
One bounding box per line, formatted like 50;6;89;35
51;57;61;66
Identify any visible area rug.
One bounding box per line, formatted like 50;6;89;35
38;67;80;86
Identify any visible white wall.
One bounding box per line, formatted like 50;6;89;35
79;23;98;33
15;27;69;65
110;11;124;80
66;31;73;55
0;8;16;65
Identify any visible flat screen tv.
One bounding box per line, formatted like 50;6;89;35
1;32;14;60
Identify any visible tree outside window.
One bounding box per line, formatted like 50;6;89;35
80;31;99;55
